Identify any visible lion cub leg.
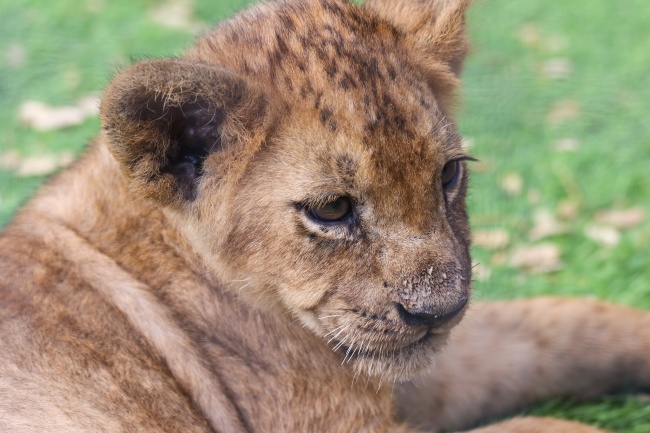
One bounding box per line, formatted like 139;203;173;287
459;416;608;433
396;297;650;431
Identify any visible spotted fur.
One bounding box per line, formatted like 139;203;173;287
1;1;648;432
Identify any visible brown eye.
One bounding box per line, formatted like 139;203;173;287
309;197;352;222
441;160;460;189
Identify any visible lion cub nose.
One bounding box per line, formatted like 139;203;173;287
395;298;467;329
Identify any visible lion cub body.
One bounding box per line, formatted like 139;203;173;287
1;1;648;432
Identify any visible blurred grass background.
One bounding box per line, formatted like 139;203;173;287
1;0;649;431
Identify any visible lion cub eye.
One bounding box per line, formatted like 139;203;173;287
309;197;352;223
441;160;460;189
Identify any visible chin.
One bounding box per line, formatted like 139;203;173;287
344;332;452;382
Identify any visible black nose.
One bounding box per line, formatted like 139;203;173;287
395;297;467;329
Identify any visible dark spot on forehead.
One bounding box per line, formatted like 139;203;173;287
320;107;337;132
319;0;344;17
365;114;382;135
320;108;333;124
368;57;380;76
387;65;396;81
339;71;357;90
275;34;289;54
325;62;338;78
299;82;313;99
393;114;406;132
298;34;309;49
284;76;294;91
336;153;357;184
278;12;297;32
382;93;394;109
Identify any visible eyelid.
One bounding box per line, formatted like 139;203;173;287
297;193;347;210
447;155;478;164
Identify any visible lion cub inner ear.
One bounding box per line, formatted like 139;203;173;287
100;59;269;206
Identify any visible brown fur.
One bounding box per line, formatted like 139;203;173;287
0;1;648;432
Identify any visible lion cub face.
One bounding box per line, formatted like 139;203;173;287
101;0;472;379
227;110;471;379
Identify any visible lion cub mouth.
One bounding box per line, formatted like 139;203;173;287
331;330;436;362
326;322;457;380
318;300;467;378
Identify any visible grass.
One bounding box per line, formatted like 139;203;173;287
1;0;649;431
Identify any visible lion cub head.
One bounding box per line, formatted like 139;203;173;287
101;0;472;379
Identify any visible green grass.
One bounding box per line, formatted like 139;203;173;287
464;0;650;308
1;0;649;431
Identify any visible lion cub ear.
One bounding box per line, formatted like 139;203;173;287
365;0;470;112
100;59;269;207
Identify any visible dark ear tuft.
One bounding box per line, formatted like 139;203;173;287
100;59;269;206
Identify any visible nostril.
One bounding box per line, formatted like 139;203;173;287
395;297;467;329
395;303;438;328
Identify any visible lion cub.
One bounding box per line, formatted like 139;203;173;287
0;0;648;432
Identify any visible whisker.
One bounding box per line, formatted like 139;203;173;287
227;277;252;283
236;282;251;291
351;363;362;388
333;331;351;351
327;325;350;344
369;351;377;380
376;372;385;393
318;314;341;320
342;334;358;364
352;339;363;360
342;344;354;364
323;324;346;338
